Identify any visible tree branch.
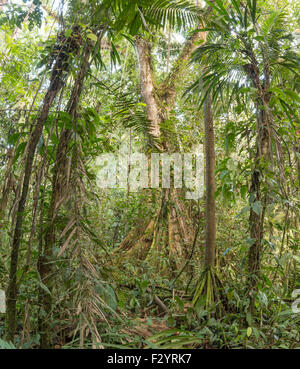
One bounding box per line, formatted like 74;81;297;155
135;36;162;139
160;30;205;108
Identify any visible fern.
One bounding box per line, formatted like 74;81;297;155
0;338;16;349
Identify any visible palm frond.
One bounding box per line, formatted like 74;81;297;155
96;80;158;148
187;0;299;108
146;0;201;31
105;0;201;35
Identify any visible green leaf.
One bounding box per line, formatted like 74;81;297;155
87;33;98;42
13;142;27;164
95;281;117;311
174;296;184;311
64;29;72;38
249;193;256;204
236;205;250;218
0;338;16;349
8;132;20;145
240;185;248;199
246;312;252;325
247;327;252;337
246;238;256;246
252;201;262;215
284;89;300;104
39;281;51;296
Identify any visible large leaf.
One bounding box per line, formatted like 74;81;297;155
95;281;118;311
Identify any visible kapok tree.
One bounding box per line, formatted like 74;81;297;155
116;6;206;273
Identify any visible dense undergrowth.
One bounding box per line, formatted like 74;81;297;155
0;0;299;350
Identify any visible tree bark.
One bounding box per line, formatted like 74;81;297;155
6;28;79;342
244;53;271;312
248;98;270;313
38;42;94;348
119;30;205;269
203;94;216;267
136;37;162;140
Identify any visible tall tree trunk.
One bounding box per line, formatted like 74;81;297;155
135;37;162;141
38;42;94;348
248;99;270;313
192;18;224;313
203;94;216;268
240;48;272;313
6;28;79;342
192;92;222;316
117;31;204;269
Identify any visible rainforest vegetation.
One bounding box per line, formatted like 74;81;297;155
0;0;299;349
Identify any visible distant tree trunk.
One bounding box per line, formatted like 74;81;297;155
203;94;216;268
38;41;94;349
6;27;80;342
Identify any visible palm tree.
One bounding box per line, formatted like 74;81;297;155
189;0;300;314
